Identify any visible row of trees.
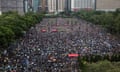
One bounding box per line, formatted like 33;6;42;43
78;54;120;63
75;9;120;35
78;54;120;72
0;11;44;52
82;60;120;72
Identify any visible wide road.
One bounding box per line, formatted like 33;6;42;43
2;17;120;72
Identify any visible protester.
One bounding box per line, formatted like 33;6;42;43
1;18;119;72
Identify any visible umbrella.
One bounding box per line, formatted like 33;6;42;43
68;54;79;57
51;29;57;32
41;29;46;32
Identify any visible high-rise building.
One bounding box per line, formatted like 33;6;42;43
71;0;95;11
24;0;29;13
57;0;65;12
27;0;33;12
0;0;24;15
47;0;65;13
48;0;56;13
65;0;71;12
96;0;120;11
39;0;48;12
0;0;1;15
32;0;40;12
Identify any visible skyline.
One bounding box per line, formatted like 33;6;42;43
0;0;120;15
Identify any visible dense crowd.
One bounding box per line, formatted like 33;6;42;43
0;18;120;72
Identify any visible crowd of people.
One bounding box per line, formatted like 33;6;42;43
0;18;120;72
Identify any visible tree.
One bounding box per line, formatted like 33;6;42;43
114;14;120;34
0;26;15;49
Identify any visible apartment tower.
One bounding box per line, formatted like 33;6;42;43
39;0;48;12
71;0;95;11
0;0;24;15
48;0;65;13
96;0;120;11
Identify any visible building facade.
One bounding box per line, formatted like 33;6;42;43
48;0;56;13
47;0;65;13
0;0;1;15
27;0;33;12
96;0;120;11
0;0;24;15
71;0;95;11
65;0;71;12
39;0;48;12
32;0;40;12
57;0;65;12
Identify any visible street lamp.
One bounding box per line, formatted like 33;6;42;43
56;0;58;25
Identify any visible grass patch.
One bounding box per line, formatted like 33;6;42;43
82;60;120;72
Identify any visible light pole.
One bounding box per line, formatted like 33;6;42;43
56;0;58;25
